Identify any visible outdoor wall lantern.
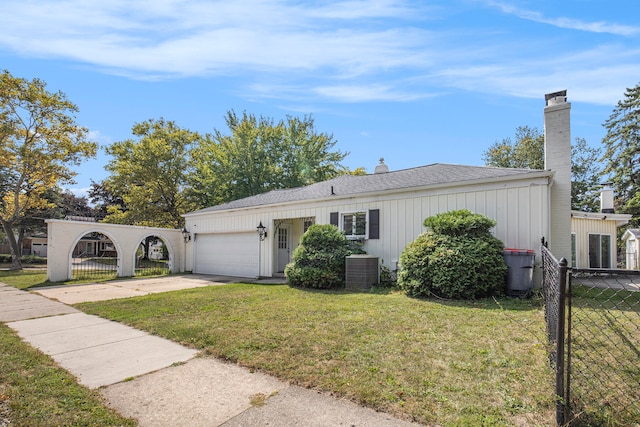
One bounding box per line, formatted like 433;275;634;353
181;227;191;243
257;221;268;241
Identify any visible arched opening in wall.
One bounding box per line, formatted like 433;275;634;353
71;232;118;281
135;235;170;277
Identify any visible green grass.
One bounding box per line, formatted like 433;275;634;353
0;270;50;289
0;270;122;289
0;323;135;427
76;284;555;426
564;284;640;426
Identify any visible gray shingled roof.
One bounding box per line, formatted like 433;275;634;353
186;163;551;215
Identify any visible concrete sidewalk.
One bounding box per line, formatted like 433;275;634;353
1;280;421;426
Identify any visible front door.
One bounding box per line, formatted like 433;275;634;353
277;224;291;273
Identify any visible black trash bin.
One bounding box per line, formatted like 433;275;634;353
503;249;535;297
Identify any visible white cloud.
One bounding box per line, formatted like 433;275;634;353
486;1;640;36
1;0;638;106
87;130;113;148
313;84;432;102
435;47;640;105
0;0;431;78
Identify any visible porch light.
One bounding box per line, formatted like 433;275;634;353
181;227;191;243
257;221;267;241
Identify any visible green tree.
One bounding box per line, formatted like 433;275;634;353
571;138;603;212
483;127;602;211
191;110;348;206
0;70;96;269
13;188;95;253
602;82;640;225
88;179;125;220
103;118;200;228
482;126;544;170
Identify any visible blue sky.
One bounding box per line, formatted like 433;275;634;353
1;0;639;198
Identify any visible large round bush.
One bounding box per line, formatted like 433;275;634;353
285;224;365;289
397;210;507;299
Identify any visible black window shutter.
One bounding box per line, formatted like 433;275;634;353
330;212;339;227
369;209;380;239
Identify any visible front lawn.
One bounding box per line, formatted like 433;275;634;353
76;284;555;426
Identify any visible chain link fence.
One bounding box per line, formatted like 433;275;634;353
542;240;640;426
541;244;562;355
568;270;640;426
541;243;568;424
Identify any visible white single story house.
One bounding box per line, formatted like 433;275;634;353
184;162;553;279
622;229;640;270
182;92;574;284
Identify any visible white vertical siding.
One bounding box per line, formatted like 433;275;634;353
185;177;549;278
571;217;619;269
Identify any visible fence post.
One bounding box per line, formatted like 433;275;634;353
556;257;568;426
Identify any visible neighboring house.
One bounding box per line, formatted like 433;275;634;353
24;235;49;257
571;211;631;269
0;234;48;257
570;186;632;270
148;239;167;260
72;233;117;257
183;92;574;282
622;229;640;270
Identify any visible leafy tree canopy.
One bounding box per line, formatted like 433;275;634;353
482;126;544;170
190;110;349;206
102;118;201;228
0;70;96;269
482;126;603;212
602;82;640;225
88;179;125;221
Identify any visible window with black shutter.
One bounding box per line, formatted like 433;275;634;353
369;209;380;239
330;212;339;226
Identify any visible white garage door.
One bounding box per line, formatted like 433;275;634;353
194;233;259;277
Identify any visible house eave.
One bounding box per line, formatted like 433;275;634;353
571;210;632;228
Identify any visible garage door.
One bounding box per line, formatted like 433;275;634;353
194;233;259;277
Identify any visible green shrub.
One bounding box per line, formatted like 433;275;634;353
424;209;497;237
398;210;507;299
378;261;397;288
0;254;47;264
285;224;365;289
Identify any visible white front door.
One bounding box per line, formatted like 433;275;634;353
277;225;291;273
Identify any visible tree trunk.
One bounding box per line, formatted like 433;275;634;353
143;237;150;260
1;219;22;270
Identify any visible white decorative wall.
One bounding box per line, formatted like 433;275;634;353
46;220;186;282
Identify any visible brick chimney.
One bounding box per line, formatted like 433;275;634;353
544;90;571;261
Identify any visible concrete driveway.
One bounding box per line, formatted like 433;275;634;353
34;274;286;304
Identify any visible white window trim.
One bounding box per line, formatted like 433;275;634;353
340;211;368;240
571;232;577;268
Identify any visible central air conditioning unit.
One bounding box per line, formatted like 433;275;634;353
345;255;379;290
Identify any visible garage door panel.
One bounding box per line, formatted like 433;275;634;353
195;233;259;277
